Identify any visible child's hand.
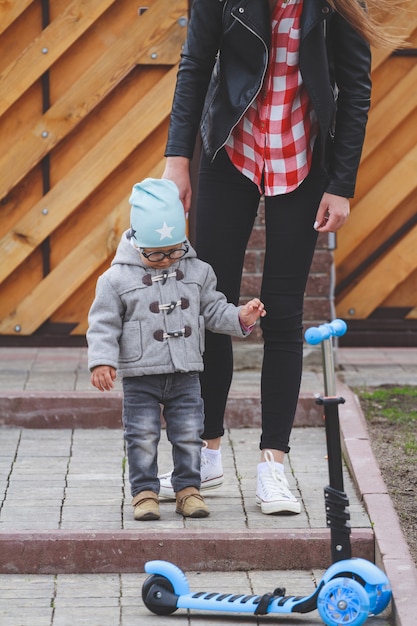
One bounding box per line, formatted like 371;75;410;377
91;365;116;392
239;298;266;327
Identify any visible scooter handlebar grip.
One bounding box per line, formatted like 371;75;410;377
304;319;347;345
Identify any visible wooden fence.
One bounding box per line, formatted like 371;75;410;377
0;0;187;343
1;1;417;345
335;7;417;344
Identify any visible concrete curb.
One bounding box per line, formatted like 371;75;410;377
337;382;417;626
0;391;323;429
0;529;373;575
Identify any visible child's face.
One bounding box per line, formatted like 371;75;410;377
139;242;188;269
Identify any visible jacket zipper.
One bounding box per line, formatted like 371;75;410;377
211;12;269;162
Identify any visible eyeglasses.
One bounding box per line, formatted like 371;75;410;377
139;243;189;263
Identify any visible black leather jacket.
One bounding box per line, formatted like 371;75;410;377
165;0;372;198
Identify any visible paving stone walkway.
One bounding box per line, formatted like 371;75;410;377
1;346;417;625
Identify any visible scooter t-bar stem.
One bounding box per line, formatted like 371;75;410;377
304;319;351;562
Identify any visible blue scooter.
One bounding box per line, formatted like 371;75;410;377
142;320;392;625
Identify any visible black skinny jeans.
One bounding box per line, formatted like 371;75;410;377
195;147;327;453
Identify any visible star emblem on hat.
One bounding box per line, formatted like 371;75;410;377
156;221;175;240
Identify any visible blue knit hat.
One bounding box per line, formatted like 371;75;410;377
129;178;186;248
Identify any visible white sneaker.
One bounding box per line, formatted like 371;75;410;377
256;450;301;515
159;442;224;499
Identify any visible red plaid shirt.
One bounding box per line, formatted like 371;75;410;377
225;0;318;196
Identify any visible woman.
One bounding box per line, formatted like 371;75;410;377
159;0;404;514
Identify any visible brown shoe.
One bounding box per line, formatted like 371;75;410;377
176;487;210;518
132;490;160;521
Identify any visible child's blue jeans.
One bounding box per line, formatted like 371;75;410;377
122;372;204;498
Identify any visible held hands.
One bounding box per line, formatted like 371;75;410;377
239;298;266;327
314;192;350;232
91;365;116;392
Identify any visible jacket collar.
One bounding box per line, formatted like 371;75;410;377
301;1;333;40
230;0;333;44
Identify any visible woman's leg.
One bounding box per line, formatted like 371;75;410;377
255;156;327;515
260;156;327;455
196;149;261;442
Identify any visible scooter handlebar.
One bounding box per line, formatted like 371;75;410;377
304;319;347;345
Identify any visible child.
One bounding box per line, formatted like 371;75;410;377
87;178;266;521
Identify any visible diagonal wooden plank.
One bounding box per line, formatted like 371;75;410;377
69;159;167;335
335;142;417;269
0;0;33;37
0;202;127;334
336;224;417;319
1;159;167;335
0;0;186;200
0;65;178;287
362;64;417;162
406;306;417;319
0;0;115;116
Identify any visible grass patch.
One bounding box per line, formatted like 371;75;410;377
358;385;417;424
356;385;417;565
404;434;417;456
356;384;417;460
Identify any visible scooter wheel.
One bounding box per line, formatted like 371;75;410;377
142;574;178;615
317;577;370;626
371;582;391;616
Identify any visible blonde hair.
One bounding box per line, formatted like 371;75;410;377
329;0;409;48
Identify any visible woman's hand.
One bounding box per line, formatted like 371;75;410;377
314;192;350;232
162;156;192;214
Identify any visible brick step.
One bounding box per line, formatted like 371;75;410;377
0;529;373;575
0;421;373;575
0;344;326;429
0;390;322;428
